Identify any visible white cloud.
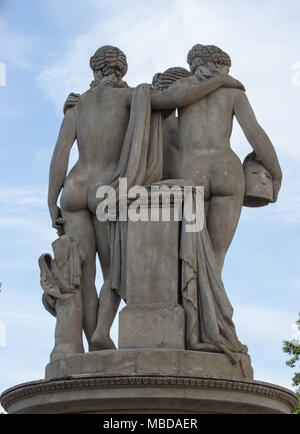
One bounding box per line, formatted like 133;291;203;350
37;0;300;117
253;366;296;391
0;186;51;241
0;186;55;270
0;186;46;207
38;0;219;107
240;172;300;225
234;303;297;343
36;0;300;228
0;24;36;70
232;302;298;389
0;287;54;396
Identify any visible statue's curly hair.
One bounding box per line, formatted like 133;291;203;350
152;67;191;90
243;152;264;168
187;44;231;74
90;45;128;80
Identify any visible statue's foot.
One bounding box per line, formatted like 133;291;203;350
50;343;84;362
187;342;222;353
91;330;116;351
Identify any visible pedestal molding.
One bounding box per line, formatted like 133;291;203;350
1;374;298;413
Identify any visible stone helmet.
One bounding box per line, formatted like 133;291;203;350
243;152;273;207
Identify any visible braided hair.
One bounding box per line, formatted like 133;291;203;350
187;44;231;74
90;45;128;88
152;67;191;90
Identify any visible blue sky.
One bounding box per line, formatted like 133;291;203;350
0;0;300;403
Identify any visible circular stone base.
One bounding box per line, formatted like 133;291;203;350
1;374;298;414
45;349;254;381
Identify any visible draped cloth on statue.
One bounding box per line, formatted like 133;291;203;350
110;83;163;201
179;196;248;363
181;222;247;361
149;180;248;364
108;84;164;299
107;84;247;362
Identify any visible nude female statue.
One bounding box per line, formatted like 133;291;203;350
176;44;283;276
150;51;282;354
48;45;245;350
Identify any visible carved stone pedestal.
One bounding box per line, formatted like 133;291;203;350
119;304;185;349
119;201;185;350
1;350;298;414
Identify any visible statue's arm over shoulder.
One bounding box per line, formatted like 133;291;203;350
48;107;76;226
234;91;282;201
150;75;225;110
151;75;244;110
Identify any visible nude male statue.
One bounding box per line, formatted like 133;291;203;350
176;44;283;276
48;45;245;351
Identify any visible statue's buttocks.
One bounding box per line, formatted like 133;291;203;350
178;88;244;200
60;86;133;214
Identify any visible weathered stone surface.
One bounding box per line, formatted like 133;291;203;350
38;235;85;361
1;373;297;414
125;214;180;305
44;349;253;380
118;204;186;349
119;305;185;350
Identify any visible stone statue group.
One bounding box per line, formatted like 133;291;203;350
39;44;282;365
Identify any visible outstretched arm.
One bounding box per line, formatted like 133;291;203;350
48;107;76;229
151;74;245;110
234;91;282;202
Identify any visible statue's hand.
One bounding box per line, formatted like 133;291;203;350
223;75;246;91
270;177;282;203
49;204;65;236
63;93;81;114
195;66;216;81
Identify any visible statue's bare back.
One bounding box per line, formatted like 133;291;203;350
61;85;133;214
179;87;244;201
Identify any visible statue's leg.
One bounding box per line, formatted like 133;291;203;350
62;209;98;351
91;218;121;350
207;190;244;276
208;156;245;276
